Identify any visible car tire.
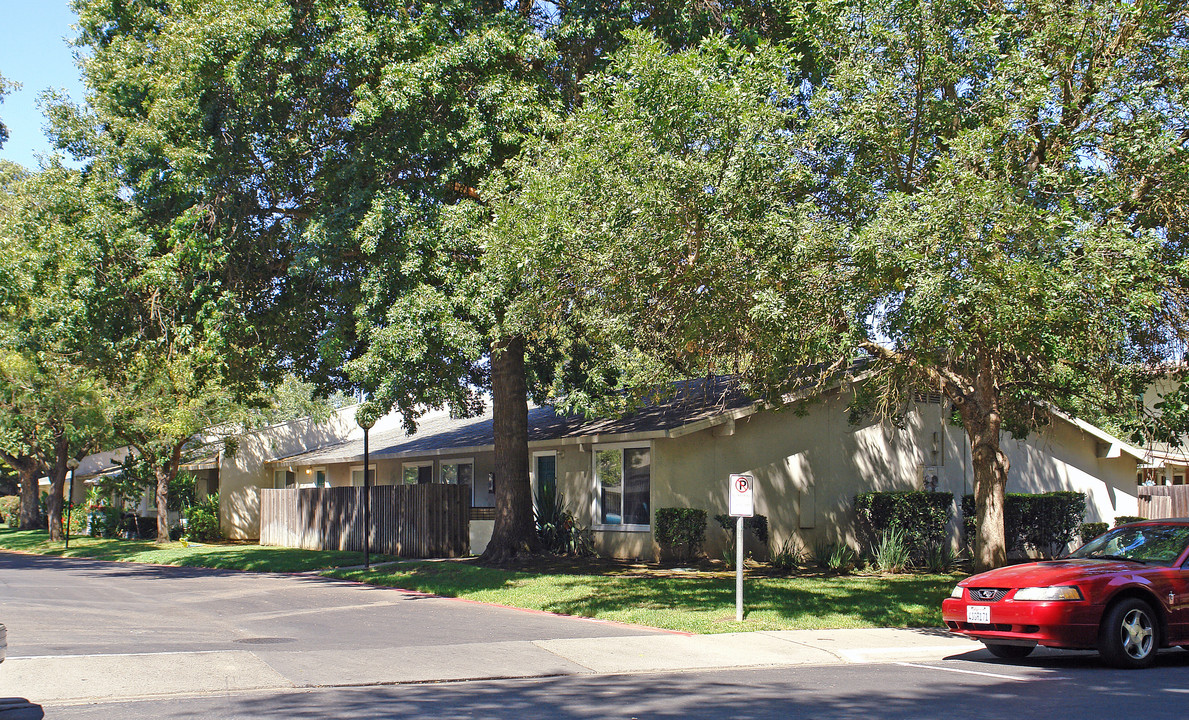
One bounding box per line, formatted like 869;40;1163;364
984;643;1034;660
1098;598;1159;669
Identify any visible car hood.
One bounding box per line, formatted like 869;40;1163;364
961;559;1142;587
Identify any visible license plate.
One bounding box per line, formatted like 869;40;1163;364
967;605;991;624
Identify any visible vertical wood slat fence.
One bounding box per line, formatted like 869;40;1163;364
260;485;469;558
1137;485;1189;520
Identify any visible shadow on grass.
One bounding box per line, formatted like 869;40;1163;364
535;574;952;628
331;559;956;631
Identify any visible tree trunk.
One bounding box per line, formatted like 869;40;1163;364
16;459;43;530
951;355;1010;573
47;432;70;541
480;335;535;564
155;442;183;543
969;423;1009;572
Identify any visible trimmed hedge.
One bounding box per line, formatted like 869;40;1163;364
854;491;952;564
655;508;707;562
713;513;769;544
1079;522;1108;544
1114;515;1147;526
962;491;1087;557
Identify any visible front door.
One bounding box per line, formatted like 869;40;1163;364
534;453;557;508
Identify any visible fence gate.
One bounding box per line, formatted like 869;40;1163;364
260;484;469;558
1137;486;1189;520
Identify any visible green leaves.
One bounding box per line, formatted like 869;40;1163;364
483;33;808;404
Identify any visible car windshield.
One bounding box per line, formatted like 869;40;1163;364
1071;524;1189;566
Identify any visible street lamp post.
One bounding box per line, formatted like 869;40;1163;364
64;458;80;549
356;407;377;571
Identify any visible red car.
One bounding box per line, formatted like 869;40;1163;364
942;519;1189;668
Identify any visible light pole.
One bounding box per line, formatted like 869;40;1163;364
356;405;377;571
64;458;80;549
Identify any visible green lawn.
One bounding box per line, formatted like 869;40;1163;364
329;560;960;634
0;527;385;573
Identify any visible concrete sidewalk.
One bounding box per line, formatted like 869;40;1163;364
0;627;985;706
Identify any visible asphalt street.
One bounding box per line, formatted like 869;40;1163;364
38;653;1189;719
2;551;1188;719
0;552;657;658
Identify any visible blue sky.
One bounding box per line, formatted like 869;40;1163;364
0;1;86;170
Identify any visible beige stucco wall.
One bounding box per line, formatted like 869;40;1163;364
994;418;1139;521
553;391;1142;562
220;407;362;540
223;393;1141;557
651;390;932;560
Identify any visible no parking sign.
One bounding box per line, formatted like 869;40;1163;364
729;473;754;517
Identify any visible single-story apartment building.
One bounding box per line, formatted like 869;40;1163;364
224;377;1147;560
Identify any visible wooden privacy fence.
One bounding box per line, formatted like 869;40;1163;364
1137;485;1189;520
260;485;469;558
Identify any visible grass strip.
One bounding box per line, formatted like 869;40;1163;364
329;560;959;634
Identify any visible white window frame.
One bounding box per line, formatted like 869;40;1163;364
401;460;434;485
532;450;559;512
350;464;377;487
273;469;295;489
439;457;475;485
591;442;651;532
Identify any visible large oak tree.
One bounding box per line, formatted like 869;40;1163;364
487;1;1189;571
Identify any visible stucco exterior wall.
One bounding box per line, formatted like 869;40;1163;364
651;391;933;560
993;418;1139;522
220;407;361;540
223;393;1141;557
568;391;1141;562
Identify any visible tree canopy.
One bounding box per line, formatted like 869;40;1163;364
486;0;1189;570
3;0;1182;568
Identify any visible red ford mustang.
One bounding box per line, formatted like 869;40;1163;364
942;519;1189;668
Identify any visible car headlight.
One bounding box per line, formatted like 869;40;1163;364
950;585;964;598
1013;586;1083;601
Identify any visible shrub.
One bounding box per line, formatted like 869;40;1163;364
534;484;592;557
134;516;157;539
1079;522;1108;544
91;506;123;538
168;473;198;513
962;492;1087;557
655;508;708;562
184;493;223;543
1114;515;1147;526
924;543;957;573
185;509;221;542
0;495;19;525
814;540;856;574
769;535;807;573
713;513;769;544
872;527;912;573
854;491;952;564
66;506;87;536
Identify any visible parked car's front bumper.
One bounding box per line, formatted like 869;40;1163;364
942;597;1100;649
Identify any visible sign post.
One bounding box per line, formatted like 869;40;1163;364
728;473;755;622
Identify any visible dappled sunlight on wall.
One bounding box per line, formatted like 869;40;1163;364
999;420;1138;522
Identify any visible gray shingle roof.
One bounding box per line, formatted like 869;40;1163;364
272;376;756;466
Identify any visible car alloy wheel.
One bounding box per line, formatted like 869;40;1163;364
1099;598;1158;669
